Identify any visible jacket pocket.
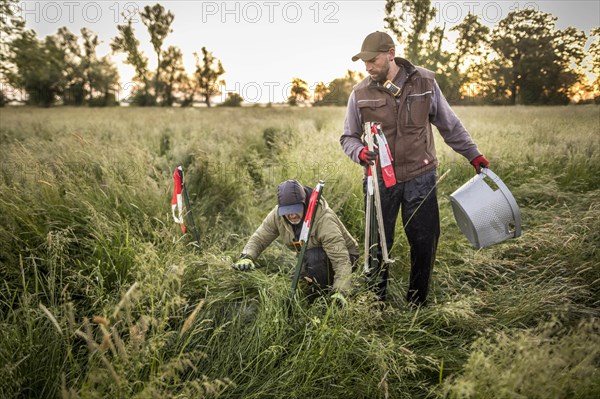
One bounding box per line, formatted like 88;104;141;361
406;91;432;126
357;98;387;110
358;98;387;136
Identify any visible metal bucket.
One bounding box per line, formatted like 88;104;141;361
450;168;521;249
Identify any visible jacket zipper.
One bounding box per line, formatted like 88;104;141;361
407;91;433;98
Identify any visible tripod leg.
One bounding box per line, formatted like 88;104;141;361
364;188;372;273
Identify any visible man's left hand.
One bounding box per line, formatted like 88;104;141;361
232;257;255;271
470;154;489;173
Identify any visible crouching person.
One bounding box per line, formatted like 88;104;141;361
232;179;359;301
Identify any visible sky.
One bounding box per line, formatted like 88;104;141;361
15;0;600;103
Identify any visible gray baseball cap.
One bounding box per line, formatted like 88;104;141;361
352;31;395;62
277;180;306;216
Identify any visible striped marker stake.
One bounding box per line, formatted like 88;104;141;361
172;166;201;250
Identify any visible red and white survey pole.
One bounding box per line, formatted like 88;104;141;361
289;180;325;301
171;166;201;250
364;122;393;273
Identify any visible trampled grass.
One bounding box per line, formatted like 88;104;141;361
0;105;598;398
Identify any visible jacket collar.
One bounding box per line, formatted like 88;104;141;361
395;57;416;77
366;57;417;88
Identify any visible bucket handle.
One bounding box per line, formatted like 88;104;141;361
479;168;522;238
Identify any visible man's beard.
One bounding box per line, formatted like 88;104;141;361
286;216;301;225
371;66;389;83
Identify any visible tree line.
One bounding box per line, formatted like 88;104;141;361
380;0;599;105
291;1;599;107
0;1;225;107
1;0;599;107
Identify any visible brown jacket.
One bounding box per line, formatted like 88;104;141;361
341;58;481;182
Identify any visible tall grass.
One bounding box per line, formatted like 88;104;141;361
0;105;598;398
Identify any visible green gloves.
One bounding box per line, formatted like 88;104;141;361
232;256;255;271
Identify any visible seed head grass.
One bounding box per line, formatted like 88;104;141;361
0;106;598;398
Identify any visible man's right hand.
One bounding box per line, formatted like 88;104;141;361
470;154;489;174
232;257;255;271
359;146;377;165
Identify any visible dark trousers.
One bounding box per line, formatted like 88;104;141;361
363;170;440;305
300;247;358;302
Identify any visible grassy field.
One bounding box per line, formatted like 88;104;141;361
0;105;599;398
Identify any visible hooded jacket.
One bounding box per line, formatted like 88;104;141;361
242;187;359;292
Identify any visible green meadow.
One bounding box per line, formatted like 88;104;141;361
1;105;598;398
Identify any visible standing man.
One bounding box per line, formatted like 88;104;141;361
340;31;489;306
232;180;359;300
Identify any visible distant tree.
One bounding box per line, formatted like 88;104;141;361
314;70;364;106
451;13;490;97
88;56;119;106
141;3;174;104
179;73;198;107
423;24;457;96
56;27;120;106
80;27;105;103
9;26;119;107
490;9;586;104
384;0;437;65
313;82;328;103
287;77;309;106
452;14;490;72
160;45;185;106
53;27;86;105
587;27;600;102
220;92;244;107
194;47;224;107
552;26;588;103
111;18;152;105
9;30;66;106
384;0;460;97
80;27;99;102
0;0;23;48
75;28;120;106
1;0;25;103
